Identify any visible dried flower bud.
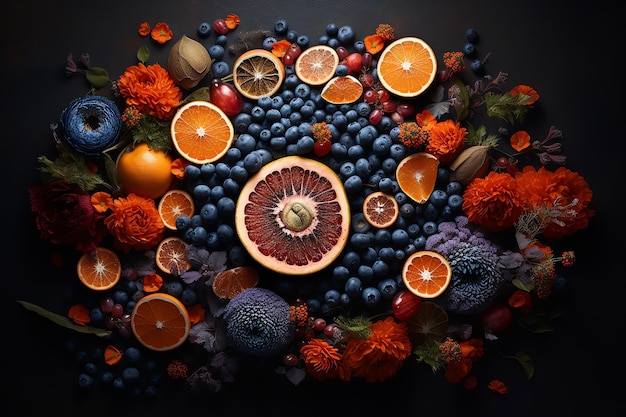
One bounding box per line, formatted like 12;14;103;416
448;145;491;185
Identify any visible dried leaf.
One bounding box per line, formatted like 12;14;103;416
448;145;490;185
18;300;112;337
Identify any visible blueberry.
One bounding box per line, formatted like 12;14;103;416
429;189;448;208
181;289;198;306
391;229;410;247
465;28;479;43
353;40;366;53
208;44;225;60
286;29;298;43
422;221;438;236
342;250;361;271
296;35;309;48
447;194;464;210
357;265;375;282
325;22;339;36
274;19;288;34
351;212;371;233
350;232;371;250
77;373;94;389
462;42;476;57
193;184;211;202
375;229;392;246
197;22;211;37
101;370;115;384
335;64;349;76
184;164;201;180
343;175;363;194
361;287;381;307
324;289;341;307
337;25;355;44
262;36;277;50
166;280;184;297
229;245;248;266
423;202;439;220
122;367;140;384
372;259;390;277
333;265;351;281
124;347;142;363
446;181;463;195
377;278;398;299
345;277;363;299
217;223;235;244
243;152;263;173
200;202;219;224
89;307;105;325
470;59;484;74
296;135;315;154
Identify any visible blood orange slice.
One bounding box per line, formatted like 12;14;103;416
235;156;350;275
212;266;260;299
130;293;190;351
155;237;191;275
362;191;399;229
402;250;452;298
76;247;122;291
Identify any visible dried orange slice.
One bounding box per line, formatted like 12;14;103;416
295;45;339;86
320;75;363;104
402;250;452;298
76;247;122;291
130;293;190;351
396;152;439;204
170;100;234;164
155;237;191;275
158;189;195;230
233;49;285;100
362;191;399;229
376;37;437;97
407;301;449;339
212;266;260;299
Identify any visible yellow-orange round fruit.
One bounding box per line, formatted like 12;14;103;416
235;156;350;275
117;142;173;199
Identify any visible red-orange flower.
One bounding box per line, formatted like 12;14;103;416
171;157;189;179
342;317;412;382
510;130;531;152
151;22;173;44
425;119;467;165
509;84;539;105
300;338;350;381
104;193;165;252
364;34;385;54
143;273;163;292
508;289;533;312
271;39;292;58
91;191;112;213
68;304;90;325
117;62;183;120
104;345;122;365
444;338;484;383
514;165;595;240
488;379;508;394
225;14;240;29
138;21;151;37
187;304;206;324
462;171;525;231
415;109;438;130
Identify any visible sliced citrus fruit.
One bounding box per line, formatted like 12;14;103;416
158;189;195;230
233;49;285;100
155;237;191;275
116;142;174;199
170;100;234;164
402;250;452;299
320;75;364;104
376;37;437;97
294;45;339;86
76;247;122;291
212;266;260;299
362;191;399;229
130;292;190;351
407;301;449;339
235;156;351;275
396;152;439;204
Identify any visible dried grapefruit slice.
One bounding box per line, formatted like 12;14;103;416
233;49;285;100
407;301;449;339
235;156;350;275
396;152;439;204
130;293;190;351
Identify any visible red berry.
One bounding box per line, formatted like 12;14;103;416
390;111;404;124
312;317;326;331
496;156;509;168
363;89;377;104
213;19;229;35
358;73;375;88
480;304;512;333
396;103;416;118
282;51;296;66
361;52;373;69
288;43;302;58
323;324;337;338
344;53;363;73
369;108;383;125
381;100;397;113
283;353;298;367
377;89;390;103
335;46;349;60
314;140;332;157
391;290;422;321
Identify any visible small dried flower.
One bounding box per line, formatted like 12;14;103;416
311;122;332;143
364;34;385;54
225;14;240;29
167;360;189;379
68;304;90;325
375;23;395;41
151;22;173;44
443;51;466;73
510;130;531;152
121;105;142;128
398;121;429;149
138;21;151;37
439;337;462;363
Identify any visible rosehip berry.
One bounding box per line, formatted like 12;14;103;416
283;353;298;367
213;19;229;35
314;140;332;157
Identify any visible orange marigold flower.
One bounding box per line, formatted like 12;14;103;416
300;338;350;381
514;165;595;240
104;345;122;365
68;304;90;325
510;130;531;152
462;171;525;231
225;14;240;29
425;119;467;165
443;51;466;73
117;62;183;120
272;39;292;58
415;109;438;130
171;157;189;179
364;34;385;54
91;191;113;213
508;289;533;312
398;121;429;149
143;273;163;292
104;193;165;252
342;317;412;382
151;22;173;44
311;121;332;142
444;338;484;383
187;304;205;324
488;379;508;394
509;84;539;105
138;21;151;37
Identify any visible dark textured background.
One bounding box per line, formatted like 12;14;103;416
3;1;622;416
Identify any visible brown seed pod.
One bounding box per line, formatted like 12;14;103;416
449;145;491;185
167;35;212;90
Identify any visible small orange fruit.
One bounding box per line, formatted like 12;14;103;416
117;142;174;199
155;237;191;275
212;266;260;299
362;191;399;229
320;75;364;104
396;152;439;204
130;292;190;351
376;37;437;97
158;189;195;230
407;301;449;339
170;100;235;164
76;247;122;291
233;49;285;100
402;250;452;299
295;45;339;86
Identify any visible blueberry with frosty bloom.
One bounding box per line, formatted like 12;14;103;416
223;288;295;357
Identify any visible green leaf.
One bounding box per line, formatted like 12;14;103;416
137;44;150;63
86;67;110;89
17;300;112;338
517;314;555;333
512;278;534;292
181;87;211;105
515;351;535;379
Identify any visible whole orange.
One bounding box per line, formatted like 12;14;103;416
117;142;173;199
